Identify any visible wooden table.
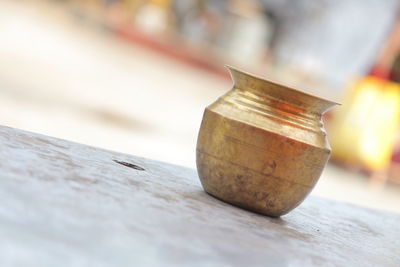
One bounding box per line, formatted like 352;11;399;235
0;125;399;266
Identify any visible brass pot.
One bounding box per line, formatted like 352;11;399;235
196;66;338;217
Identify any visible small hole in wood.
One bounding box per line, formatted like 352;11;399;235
113;160;145;171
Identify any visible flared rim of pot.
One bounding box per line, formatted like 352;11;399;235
225;65;341;110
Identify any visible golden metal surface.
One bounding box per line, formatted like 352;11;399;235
196;66;338;217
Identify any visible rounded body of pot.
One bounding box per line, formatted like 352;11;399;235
196;67;337;217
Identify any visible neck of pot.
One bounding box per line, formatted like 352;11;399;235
227;66;338;116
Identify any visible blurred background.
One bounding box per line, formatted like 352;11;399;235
1;0;400;213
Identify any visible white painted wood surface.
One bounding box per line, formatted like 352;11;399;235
0;125;399;266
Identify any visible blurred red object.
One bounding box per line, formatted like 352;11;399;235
369;65;391;80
